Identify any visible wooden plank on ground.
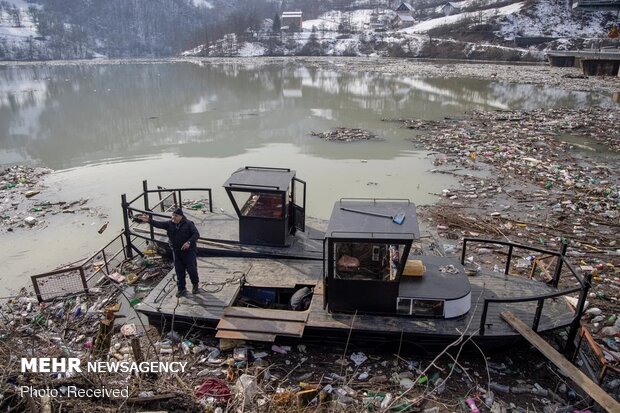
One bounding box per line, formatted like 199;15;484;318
215;330;277;342
501;311;620;413
216;318;305;337
223;307;309;322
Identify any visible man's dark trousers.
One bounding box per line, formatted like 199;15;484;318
173;249;199;291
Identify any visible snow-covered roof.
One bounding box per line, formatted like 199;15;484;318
282;11;303;18
398;2;414;11
398;14;415;21
442;2;461;9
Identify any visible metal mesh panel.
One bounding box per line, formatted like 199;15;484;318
32;268;87;302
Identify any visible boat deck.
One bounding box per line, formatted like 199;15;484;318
132;209;326;260
136;255;574;347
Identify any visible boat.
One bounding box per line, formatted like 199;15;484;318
130;170;587;350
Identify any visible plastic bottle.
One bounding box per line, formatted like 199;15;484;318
180;340;191;355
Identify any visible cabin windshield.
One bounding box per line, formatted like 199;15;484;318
333;242;405;281
230;191;284;219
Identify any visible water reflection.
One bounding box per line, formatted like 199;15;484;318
0;61;610;169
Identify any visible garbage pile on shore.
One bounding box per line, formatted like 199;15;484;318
0;165;104;233
401;107;620;382
0;250;605;412
310;127;380;142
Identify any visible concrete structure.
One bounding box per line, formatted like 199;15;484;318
572;0;620;9
547;49;620;76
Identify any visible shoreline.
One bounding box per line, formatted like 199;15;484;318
0;56;618;94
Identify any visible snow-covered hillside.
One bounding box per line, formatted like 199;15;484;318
499;0;615;39
303;9;378;32
0;0;40;59
1;0;618;61
401;2;525;34
184;0;618;60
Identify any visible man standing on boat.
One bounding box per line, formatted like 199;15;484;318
137;208;200;297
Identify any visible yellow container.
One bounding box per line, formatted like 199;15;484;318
403;260;426;277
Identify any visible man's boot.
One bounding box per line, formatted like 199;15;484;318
192;284;199;294
176;289;187;298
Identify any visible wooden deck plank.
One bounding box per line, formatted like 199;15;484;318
216;318;305;337
215;331;277;342
223;307;309;322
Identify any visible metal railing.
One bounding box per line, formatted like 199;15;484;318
461;238;590;354
31;232;142;302
121;180;213;258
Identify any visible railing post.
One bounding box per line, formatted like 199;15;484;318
564;271;592;357
102;249;110;275
479;301;489;335
532;298;544;331
121;194;133;259
552;240;569;288
208;189;213;213
177;190;183;209
505;244;513;275
460;239;467;265
142;180;149;211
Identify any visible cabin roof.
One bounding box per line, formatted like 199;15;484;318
223;167;295;192
326;199;420;240
282;11;303;18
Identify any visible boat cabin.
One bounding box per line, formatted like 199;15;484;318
324;199;471;319
223;166;306;246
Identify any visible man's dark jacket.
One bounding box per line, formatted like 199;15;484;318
150;217;200;252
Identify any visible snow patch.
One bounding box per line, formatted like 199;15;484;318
238;42;267;57
191;0;213;9
303;9;375;32
402;2;524;33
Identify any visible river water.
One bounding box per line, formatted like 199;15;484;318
0;59;612;294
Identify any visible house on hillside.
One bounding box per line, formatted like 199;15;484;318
395;2;414;13
440;2;461;16
281;11;303;32
394;2;415;27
